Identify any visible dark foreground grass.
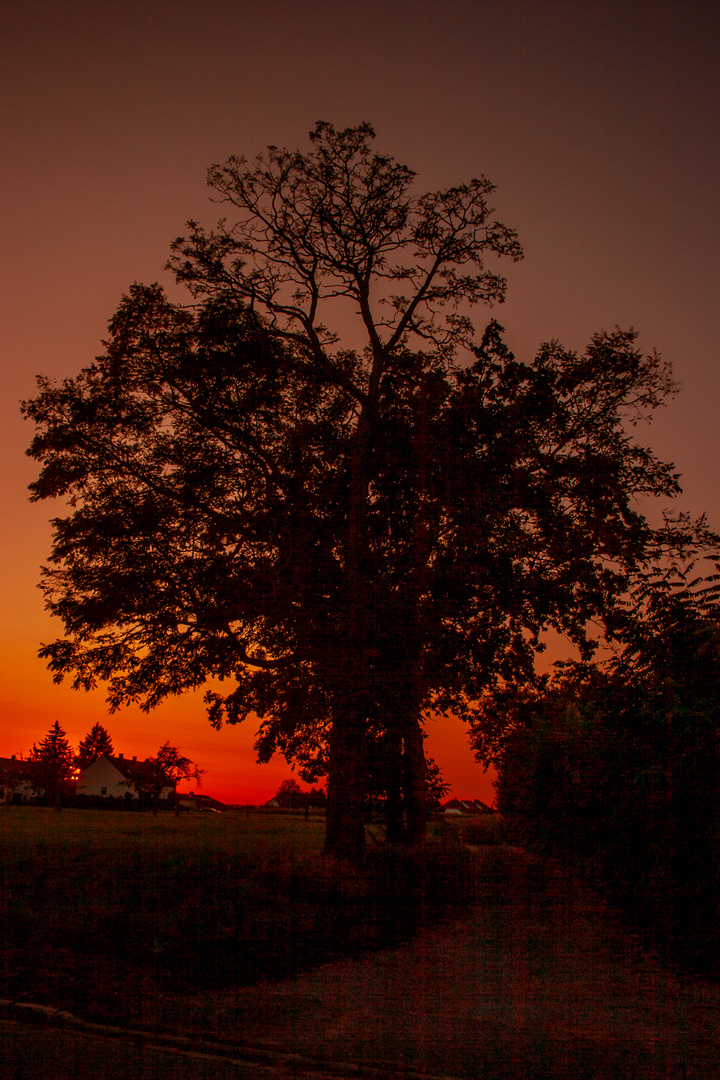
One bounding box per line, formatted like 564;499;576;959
0;807;471;1025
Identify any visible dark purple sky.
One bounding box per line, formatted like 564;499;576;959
2;0;718;802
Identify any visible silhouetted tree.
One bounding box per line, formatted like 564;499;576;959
273;778;304;808
125;743;204;813
28;721;76;808
77;721;114;768
423;757;451;813
23;122;712;858
475;565;720;971
365;733;449;839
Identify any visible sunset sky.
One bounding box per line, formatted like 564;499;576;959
2;0;718;806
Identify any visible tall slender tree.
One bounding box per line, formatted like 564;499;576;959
28;721;76;808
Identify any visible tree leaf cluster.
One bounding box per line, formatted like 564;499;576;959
23;292;690;762
22;122;718;854
481;583;720;972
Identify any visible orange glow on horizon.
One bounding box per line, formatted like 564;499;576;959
2;1;718;814
1;626;497;807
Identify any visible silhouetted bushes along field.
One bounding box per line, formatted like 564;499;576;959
497;692;720;977
0;807;471;1024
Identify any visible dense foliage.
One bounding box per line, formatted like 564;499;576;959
477;581;720;971
272;778;326;809
124;743;205;810
23;122;712;855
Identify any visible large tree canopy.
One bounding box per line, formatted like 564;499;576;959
23;123;712;855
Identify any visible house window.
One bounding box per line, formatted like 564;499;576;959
101;787;107;795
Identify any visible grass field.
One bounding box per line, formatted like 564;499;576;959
0;806;471;1024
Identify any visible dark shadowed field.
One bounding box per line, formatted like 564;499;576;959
4;808;720;1078
4;815;720;1078
0;806;472;1026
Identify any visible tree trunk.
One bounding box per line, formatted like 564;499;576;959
403;718;427;846
384;727;406;844
400;374;430;847
325;709;367;860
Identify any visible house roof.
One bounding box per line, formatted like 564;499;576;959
0;756;33;780
82;753;175;788
442;797;495;815
176;792;225;810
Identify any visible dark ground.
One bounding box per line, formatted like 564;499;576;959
4;843;720;1079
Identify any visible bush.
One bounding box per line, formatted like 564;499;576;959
494;613;720;974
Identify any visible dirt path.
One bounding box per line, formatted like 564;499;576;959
119;844;720;1079
22;846;720;1075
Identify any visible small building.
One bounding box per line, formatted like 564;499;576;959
0;756;36;804
76;753;175;801
176;792;225;812
442;797;495;815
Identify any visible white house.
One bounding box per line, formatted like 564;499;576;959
0;756;36;804
76;753;174;801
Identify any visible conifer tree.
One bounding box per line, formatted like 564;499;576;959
29;721;75;807
77;721;114;768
